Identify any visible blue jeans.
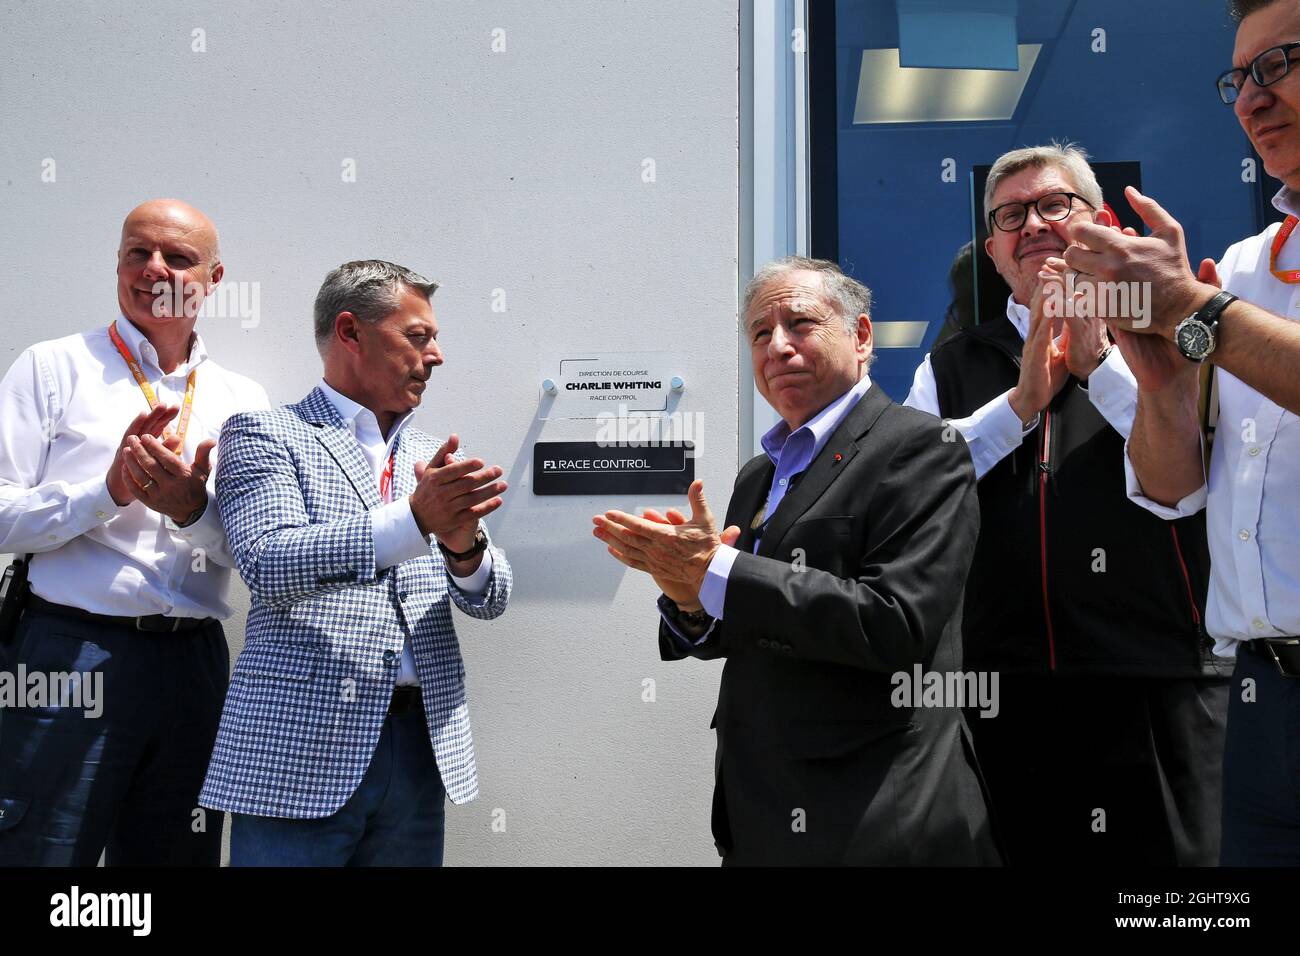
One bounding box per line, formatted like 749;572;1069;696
230;708;447;866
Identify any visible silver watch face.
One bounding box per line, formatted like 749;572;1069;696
1176;318;1214;360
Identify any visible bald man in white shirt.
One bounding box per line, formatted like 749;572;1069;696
0;199;269;865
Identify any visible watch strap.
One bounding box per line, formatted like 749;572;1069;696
660;595;712;627
1196;290;1238;329
437;527;488;562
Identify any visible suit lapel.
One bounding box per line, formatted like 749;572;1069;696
294;387;382;510
757;385;892;557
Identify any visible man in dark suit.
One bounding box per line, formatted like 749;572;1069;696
593;256;1000;865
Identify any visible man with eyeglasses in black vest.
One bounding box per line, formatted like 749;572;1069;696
905;143;1230;866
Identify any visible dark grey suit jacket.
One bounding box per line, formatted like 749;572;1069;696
661;384;1001;865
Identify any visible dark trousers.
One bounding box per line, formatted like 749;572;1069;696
967;673;1228;866
1221;645;1300;865
0;607;227;866
229;708;446;866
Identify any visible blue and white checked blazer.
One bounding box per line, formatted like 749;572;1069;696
200;387;511;818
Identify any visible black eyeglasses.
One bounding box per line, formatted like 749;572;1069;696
987;192;1094;233
1217;41;1300;105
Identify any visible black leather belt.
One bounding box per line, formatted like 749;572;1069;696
389;685;423;716
27;595;213;634
1242;636;1300;677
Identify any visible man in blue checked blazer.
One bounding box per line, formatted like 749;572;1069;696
200;260;512;866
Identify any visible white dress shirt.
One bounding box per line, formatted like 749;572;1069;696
904;296;1138;479
315;380;490;686
1124;187;1300;655
0;316;270;618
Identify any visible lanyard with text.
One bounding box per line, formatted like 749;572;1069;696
1271;216;1300;284
107;321;197;455
379;447;397;502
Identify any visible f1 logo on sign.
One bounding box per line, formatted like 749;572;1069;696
533;442;694;495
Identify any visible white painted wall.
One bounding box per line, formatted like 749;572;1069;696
0;0;739;866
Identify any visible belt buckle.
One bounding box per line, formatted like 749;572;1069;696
1262;638;1300;678
134;616;181;633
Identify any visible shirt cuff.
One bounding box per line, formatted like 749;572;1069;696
1085;348;1138;434
1122;440;1207;518
372;499;431;571
985;391;1038;441
698;544;740;620
449;548;493;598
962;391;1035;480
84;475;124;525
164;489;226;554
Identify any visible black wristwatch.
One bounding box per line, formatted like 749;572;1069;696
1174;291;1238;363
437;527;488;562
659;595;713;628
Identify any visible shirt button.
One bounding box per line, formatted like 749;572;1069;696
398;591;408;602
1248;446;1261;457
757;638;770;649
95;510;107;518
1253;617;1267;630
778;478;787;487
47;534;57;541
382;649;397;665
1238;529;1251;541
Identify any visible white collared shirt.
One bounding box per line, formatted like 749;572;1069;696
904;296;1138;479
0;316;270;618
1124;187;1300;655
315;380;490;686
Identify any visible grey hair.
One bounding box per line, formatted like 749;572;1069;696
743;256;873;331
742;256;875;370
982;142;1104;227
1228;0;1282;21
313;259;439;355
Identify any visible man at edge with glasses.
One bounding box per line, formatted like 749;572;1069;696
905;144;1230;866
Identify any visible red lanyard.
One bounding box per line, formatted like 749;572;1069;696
1271;216;1300;283
379;447;397;502
108;321;197;454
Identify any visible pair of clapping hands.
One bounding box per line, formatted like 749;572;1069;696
1010;186;1223;426
106;405;210;525
592;480;737;612
107;407;507;554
